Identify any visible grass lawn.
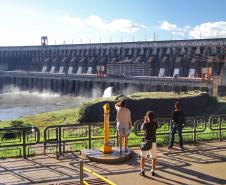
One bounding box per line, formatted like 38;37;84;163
127;91;202;99
0;107;80;128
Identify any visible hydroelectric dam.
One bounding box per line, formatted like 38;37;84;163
0;38;226;96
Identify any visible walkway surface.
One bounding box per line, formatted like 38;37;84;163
0;141;226;185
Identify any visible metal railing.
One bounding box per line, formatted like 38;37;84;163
43;122;118;158
0;115;226;159
209;114;226;141
134;116;207;143
0;126;40;158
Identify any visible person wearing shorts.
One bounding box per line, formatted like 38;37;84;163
139;111;158;176
115;100;132;152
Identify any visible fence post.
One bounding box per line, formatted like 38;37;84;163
63;141;66;153
193;120;197;143
44;142;46;155
219;117;222;141
79;160;84;185
58;127;62;157
88;124;91;149
22;129;27;159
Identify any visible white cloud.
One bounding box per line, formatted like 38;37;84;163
85;15;107;31
190;21;226;39
171;31;185;36
160;21;177;31
61;14;146;33
61;14;85;27
159;20;226;39
159;21;190;37
106;18;146;33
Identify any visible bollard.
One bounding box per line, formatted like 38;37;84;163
79;160;84;185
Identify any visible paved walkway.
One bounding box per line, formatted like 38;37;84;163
0;141;226;185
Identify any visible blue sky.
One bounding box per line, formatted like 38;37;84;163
0;0;226;46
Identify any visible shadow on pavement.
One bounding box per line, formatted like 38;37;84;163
0;142;226;185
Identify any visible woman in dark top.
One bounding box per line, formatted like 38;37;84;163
139;111;158;176
168;101;185;150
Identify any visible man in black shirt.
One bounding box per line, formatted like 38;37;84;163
139;111;158;176
168;102;185;150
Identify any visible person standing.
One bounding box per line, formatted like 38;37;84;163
139;111;158;176
115;100;132;152
168;101;185;150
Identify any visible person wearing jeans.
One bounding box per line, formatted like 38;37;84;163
168;101;185;150
169;123;183;148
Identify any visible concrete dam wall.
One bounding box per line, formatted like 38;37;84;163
0;38;226;95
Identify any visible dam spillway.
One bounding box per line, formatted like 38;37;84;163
0;38;226;95
0;71;213;95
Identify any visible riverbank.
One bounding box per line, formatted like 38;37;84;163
0;90;88;121
0;107;81;128
1;91;219;128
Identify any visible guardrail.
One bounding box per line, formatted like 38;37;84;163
0;115;226;159
0;126;40;158
43;122;118;159
209;114;226;141
134;116;207;143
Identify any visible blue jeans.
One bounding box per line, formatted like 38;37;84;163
169;124;183;148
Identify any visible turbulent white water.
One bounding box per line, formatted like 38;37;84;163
0;85;117;121
0;90;88;121
103;87;113;98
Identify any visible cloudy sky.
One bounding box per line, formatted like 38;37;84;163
0;0;226;46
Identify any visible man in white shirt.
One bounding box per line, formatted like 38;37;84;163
115;100;132;152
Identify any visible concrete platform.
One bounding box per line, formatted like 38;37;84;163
0;141;226;185
81;147;132;164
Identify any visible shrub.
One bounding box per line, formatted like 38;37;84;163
2;120;32;140
77;102;92;122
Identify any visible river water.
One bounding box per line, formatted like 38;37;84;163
0;90;89;121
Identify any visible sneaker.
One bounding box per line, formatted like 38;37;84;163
139;171;145;176
124;147;128;153
119;148;122;153
151;170;155;176
168;146;173;150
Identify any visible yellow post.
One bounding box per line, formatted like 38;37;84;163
101;103;112;154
